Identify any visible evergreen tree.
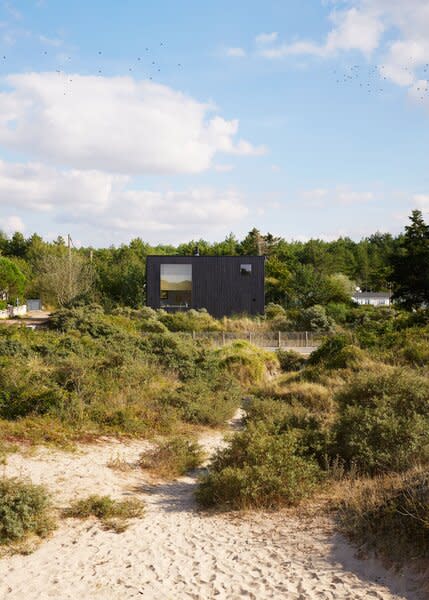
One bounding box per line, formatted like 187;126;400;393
390;210;429;308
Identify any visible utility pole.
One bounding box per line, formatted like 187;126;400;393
68;233;72;301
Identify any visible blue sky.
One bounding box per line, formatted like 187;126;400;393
0;0;428;246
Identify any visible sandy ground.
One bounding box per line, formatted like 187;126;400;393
0;414;425;600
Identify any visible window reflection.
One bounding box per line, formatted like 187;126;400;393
160;264;192;308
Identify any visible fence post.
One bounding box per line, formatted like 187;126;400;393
278;331;281;348
222;332;225;346
192;330;196;340
249;331;252;344
305;331;308;347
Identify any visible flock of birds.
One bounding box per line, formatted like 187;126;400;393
333;60;429;103
1;44;184;95
1;46;429;104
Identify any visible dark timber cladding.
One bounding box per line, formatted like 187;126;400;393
146;256;265;318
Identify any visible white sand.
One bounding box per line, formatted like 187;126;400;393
0;416;424;600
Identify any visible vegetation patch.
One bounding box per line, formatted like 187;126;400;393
197;424;321;510
0;478;55;549
140;437;204;479
337;468;429;565
64;494;144;533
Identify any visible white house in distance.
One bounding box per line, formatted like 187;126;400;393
352;288;392;307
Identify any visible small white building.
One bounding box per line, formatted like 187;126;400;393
352;291;392;307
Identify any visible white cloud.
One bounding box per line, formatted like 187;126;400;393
255;32;278;45
414;194;429;211
260;6;384;58
0;214;25;233
226;47;246;58
0;159;249;239
256;1;429;111
214;164;235;172
0;72;265;175
301;186;374;208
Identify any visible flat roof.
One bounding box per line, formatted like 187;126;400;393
146;255;266;258
352;291;391;298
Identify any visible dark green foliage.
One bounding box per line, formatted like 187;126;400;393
391;210;429;309
197;425;321;509
0;257;26;302
163;375;241;426
277;349;306;372
333;368;429;473
296;305;335;332
308;333;355;367
0;478;55;544
0;339;31;357
140;437;204;477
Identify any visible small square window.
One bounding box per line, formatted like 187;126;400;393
240;264;252;275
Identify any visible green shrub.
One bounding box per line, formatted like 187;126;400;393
163;375;240;426
0;339;31;358
197;424;321;509
265;303;286;320
0;478;55;545
64;494;144;532
140;319;168;333
213;340;279;386
277;349;306;372
333;368;429;473
139;332;202;379
140;437;204;478
297;305;335;333
159;309;221;332
308;333;368;370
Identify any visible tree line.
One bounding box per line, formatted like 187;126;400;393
0;210;428;310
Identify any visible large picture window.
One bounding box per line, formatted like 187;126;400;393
160;264;192;308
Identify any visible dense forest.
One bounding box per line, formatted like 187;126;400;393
0;209;428;310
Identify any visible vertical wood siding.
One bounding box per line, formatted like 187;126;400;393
146;256;265;317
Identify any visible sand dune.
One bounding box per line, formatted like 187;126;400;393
0;420;424;600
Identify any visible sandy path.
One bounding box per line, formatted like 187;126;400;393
0;415;424;600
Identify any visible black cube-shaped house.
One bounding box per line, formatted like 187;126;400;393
146;256;265;318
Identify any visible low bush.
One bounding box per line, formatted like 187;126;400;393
213;340;279;386
0;478;55;545
338;468;429;565
265;303;287;320
308;334;369;370
140;437;204;478
296;305;335;333
163;374;240;426
64;494;144;532
333;367;429;474
159;309;222;332
256;379;333;414
197;424;321;509
277;349;306;372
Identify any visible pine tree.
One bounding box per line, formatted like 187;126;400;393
390;210;429;308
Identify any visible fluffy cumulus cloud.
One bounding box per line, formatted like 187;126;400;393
258;4;385;58
0;159;249;240
258;0;429;102
0;72;265;175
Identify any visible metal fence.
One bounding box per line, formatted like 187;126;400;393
163;330;325;349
